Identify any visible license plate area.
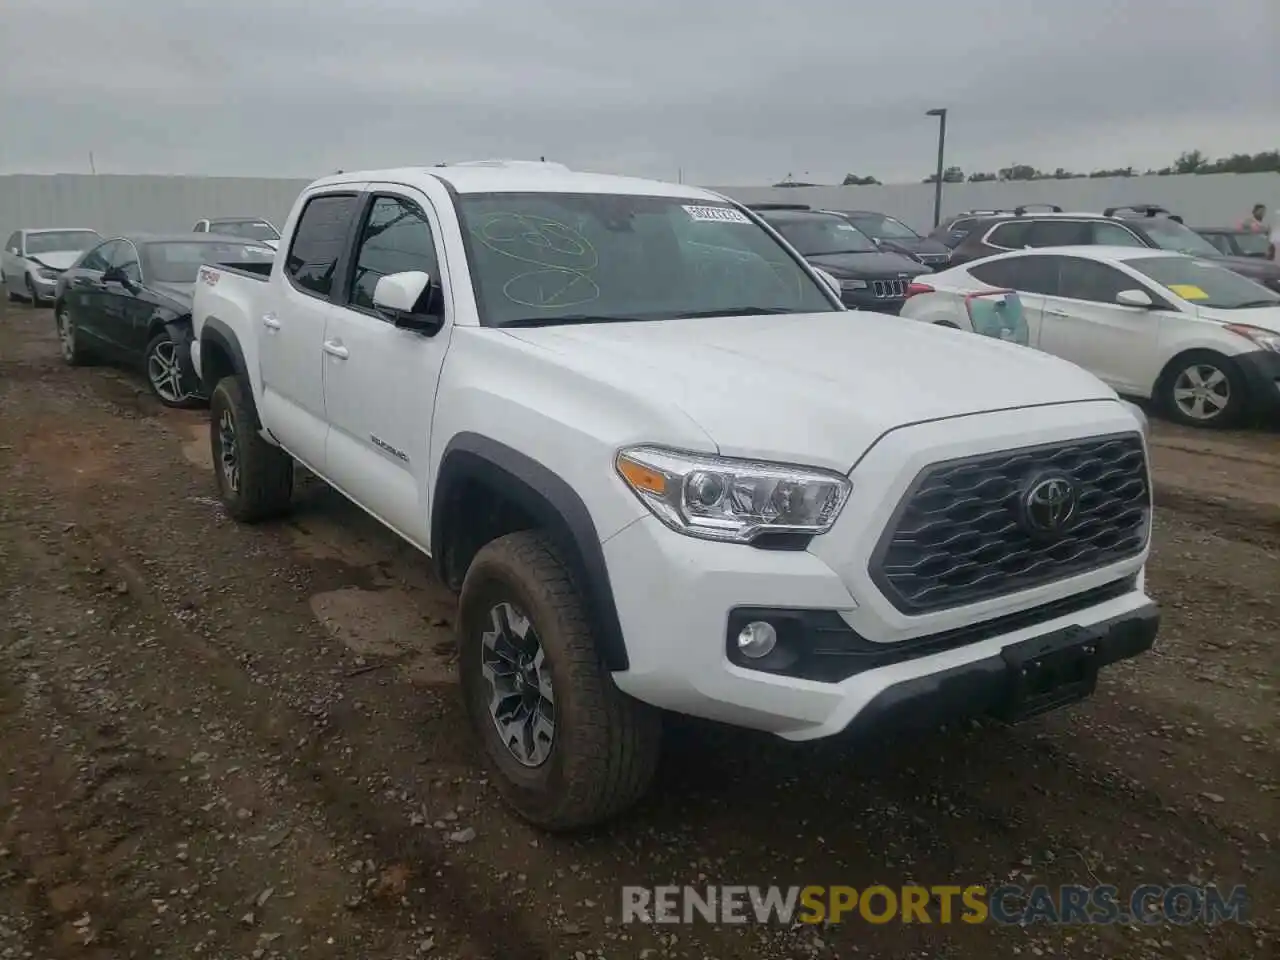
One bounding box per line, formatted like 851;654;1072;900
995;624;1102;722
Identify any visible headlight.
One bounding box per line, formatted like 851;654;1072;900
1225;323;1280;353
37;267;60;280
839;278;868;291
615;446;852;543
1118;400;1148;437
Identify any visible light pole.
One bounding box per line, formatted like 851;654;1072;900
926;108;947;228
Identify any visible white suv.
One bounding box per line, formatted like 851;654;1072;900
189;161;1159;830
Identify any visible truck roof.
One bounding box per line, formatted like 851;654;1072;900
308;161;724;201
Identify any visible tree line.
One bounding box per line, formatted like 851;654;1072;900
769;149;1280;188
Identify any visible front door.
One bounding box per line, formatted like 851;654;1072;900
258;189;365;472
1037;256;1161;395
321;187;454;546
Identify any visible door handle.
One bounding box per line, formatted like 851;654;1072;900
322;340;349;359
262;313;281;330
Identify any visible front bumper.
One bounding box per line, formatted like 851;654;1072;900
1236;349;1280;421
30;274;59;301
603;402;1156;740
841;290;907;314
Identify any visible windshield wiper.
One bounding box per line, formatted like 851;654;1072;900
499;314;649;328
678;307;793;319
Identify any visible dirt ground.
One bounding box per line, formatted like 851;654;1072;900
0;295;1276;960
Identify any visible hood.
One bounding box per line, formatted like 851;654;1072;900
1198;305;1280;334
28;250;83;271
149;280;196;308
502;312;1115;470
805;251;931;277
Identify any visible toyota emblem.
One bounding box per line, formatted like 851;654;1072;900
1022;475;1078;536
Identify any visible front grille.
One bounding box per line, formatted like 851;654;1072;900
872;278;907;299
872;434;1150;614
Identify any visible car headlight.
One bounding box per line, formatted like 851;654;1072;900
1225;323;1280;353
1118;400;1148;437
839;278;868;291
615;446;852;543
37;267;60;280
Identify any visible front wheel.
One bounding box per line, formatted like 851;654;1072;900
459;531;661;831
208;376;294;522
144;331;203;408
26;275;45;307
1161;351;1245;429
55;305;93;366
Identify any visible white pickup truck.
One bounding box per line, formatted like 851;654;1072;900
190;160;1159;830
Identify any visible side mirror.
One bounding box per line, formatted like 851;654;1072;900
812;267;843;299
1116;288;1154;308
372;271;442;333
102;266;124;284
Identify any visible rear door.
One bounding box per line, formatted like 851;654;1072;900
320;184;455;545
1037;256;1164;393
966;254;1059;346
261;188;365;472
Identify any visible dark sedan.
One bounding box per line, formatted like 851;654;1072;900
53;234;275;407
1195;227;1273;260
826;209;952;268
752;207;931;313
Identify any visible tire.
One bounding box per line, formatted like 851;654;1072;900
1159;350;1246;429
459;531;661;831
143;331;203;409
55;304;93;366
208;376;294;522
2;273;16;302
26;274;45;307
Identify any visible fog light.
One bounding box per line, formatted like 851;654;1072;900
737;621;778;659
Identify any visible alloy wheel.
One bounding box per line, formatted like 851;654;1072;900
147;339;195;403
480;601;556;767
217;409;240;493
1172;363;1229;421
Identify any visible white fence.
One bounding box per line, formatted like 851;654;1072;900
2;171;1277;240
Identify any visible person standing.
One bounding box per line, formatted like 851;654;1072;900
1240;203;1269;232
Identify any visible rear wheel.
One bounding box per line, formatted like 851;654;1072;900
1160;351;1245;429
2;272;16;302
144;331;202;408
209;376;294;522
459;531;661;831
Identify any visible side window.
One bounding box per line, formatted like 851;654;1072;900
286;194;359;299
5;232;19;253
81;240;119;273
1092;222;1146;247
348;195;440;312
193;222;206;233
987;221;1031;249
1024;220;1090;247
1056;257;1132;304
1202;233;1232;255
111;242;142;283
970;256;1059;296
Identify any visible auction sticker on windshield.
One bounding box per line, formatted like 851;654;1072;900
1168;284;1209;300
684;205;751;224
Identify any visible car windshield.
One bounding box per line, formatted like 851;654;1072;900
1230;232;1272;256
211;221;279;241
768;216;878;256
25;230;101;255
1128;256;1280;310
142;240;275;283
1140;219;1222;256
454;192;837;327
848;213;919;240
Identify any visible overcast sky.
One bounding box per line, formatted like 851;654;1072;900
1;0;1275;185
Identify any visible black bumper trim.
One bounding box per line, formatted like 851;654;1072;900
839;602;1159;739
1234;349;1280;421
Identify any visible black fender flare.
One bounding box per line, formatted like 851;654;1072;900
198;316;250;386
432;433;630;671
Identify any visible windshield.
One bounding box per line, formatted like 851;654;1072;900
1140;219;1221;256
25;230;100;256
1128;256;1280;310
454;193;837;326
768;216;878;256
847;213;919;240
211;221;279;242
142;240;275;283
